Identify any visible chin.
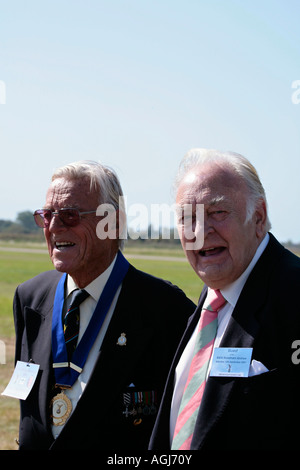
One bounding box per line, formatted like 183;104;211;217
51;257;69;273
52;263;65;273
195;266;227;288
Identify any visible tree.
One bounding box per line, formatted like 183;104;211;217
16;211;39;233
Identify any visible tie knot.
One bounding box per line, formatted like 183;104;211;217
68;289;89;311
203;288;226;313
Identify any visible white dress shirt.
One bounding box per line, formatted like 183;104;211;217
52;255;122;439
169;233;270;442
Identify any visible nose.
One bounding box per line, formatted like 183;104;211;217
47;213;67;233
203;216;215;238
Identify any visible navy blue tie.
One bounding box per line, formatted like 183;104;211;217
63;289;89;361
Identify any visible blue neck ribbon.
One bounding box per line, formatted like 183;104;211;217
51;250;129;388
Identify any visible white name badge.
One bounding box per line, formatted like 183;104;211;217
210;347;253;377
1;361;40;400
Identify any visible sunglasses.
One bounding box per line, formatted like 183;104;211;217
33;208;97;228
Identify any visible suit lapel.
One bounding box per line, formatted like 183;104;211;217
22;272;64;368
172;287;208;366
191;300;261;449
91;295;155;395
18;274;63;445
190;234;282;449
93;265;156;391
149;288;206;449
23;306;53;367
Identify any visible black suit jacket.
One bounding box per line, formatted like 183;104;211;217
149;234;300;451
13;261;196;450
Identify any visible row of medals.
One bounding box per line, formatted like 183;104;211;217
123;393;157;425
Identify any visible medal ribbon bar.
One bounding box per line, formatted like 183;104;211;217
53;362;69;368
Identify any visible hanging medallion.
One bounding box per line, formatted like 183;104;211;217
50;391;72;426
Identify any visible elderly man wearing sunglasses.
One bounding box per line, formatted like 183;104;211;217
13;161;196;450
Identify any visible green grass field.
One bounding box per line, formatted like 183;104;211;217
0;243;201;450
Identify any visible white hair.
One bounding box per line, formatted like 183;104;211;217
175;148;271;231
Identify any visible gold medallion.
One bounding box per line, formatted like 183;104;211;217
50;391;72;426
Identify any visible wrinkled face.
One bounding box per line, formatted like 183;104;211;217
44;177;118;287
176;163;267;289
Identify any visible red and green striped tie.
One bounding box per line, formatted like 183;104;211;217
171;288;226;450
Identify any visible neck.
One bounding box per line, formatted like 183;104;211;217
70;249;119;288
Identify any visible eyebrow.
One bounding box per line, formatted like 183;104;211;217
176;195;226;209
209;196;226;206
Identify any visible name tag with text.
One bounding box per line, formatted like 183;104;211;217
210;347;253;377
1;361;40;400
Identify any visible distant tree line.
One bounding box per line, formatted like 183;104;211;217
1;211;299;253
0;211;182;245
0;211;44;241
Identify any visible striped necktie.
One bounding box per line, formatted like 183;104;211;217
171;288;226;450
63;289;89;361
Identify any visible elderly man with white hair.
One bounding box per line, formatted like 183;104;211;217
149;148;300;451
13;160;196;450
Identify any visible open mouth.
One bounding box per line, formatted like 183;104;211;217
199;247;226;257
54;241;76;250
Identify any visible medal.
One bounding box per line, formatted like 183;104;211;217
50;391;72;426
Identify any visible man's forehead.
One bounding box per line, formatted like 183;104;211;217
45;177;96;206
177;164;244;202
47;177;91;194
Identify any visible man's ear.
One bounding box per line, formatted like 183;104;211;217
255;198;267;238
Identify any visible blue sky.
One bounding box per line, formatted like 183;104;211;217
1;0;300;242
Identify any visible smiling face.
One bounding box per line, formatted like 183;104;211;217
176;162;267;289
44;177;119;287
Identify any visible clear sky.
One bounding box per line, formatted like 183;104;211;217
1;0;300;242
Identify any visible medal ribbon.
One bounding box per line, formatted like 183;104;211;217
52;250;129;387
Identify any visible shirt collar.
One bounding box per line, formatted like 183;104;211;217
221;233;270;308
67;254;118;302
